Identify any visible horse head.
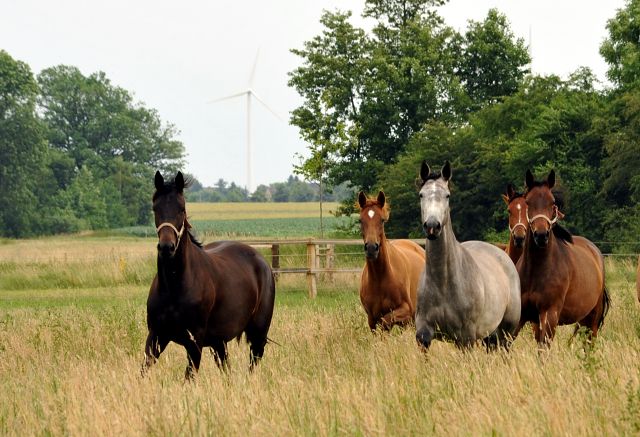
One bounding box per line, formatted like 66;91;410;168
153;171;188;259
502;184;528;249
524;169;558;248
357;190;389;259
418;160;451;240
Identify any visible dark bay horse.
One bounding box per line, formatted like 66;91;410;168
515;169;610;346
141;171;275;379
502;184;528;265
357;191;425;330
415;161;521;350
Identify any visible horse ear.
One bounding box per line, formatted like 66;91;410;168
441;160;452;182
525;169;535;190
358;190;367;209
420;160;430;182
502;194;510;204
154;171;164;191
547;169;555;189
175;171;184;193
377;191;386;208
507;184;515;199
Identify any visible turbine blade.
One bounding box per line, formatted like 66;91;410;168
249;48;260;88
251;91;283;122
206;90;248;104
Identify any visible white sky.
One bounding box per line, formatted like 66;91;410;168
1;0;626;189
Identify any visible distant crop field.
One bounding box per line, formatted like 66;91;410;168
186;202;340;220
115;216;354;239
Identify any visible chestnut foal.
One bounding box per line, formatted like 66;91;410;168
357;191;425;330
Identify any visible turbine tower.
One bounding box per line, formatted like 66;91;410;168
207;50;282;193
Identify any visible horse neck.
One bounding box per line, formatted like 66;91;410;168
365;229;392;273
157;233;194;291
520;226;559;272
424;212;463;285
507;235;523;264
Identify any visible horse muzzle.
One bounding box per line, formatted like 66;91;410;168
532;229;550;247
364;242;380;259
157;241;176;259
423;219;442;240
513;235;525;249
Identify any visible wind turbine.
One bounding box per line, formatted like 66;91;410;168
207;50;282;194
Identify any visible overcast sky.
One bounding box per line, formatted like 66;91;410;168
1;0;626;190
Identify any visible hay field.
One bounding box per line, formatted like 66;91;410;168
186;202;340;220
0;236;639;435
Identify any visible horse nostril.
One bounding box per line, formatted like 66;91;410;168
364;243;368;252
545;230;550;239
375;243;379;251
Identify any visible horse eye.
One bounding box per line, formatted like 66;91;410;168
419;193;423;198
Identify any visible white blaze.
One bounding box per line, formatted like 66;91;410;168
368;210;375;219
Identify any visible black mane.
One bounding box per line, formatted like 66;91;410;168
508;192;525;202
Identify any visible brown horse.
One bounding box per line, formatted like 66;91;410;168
141;171;275;379
515;169;610;346
357;190;425;330
502;184;528;265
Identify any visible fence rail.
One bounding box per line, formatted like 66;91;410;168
1;237;638;299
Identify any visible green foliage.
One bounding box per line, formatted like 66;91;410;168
600;0;640;90
0;51;49;238
457;9;531;108
273;183;290;203
289;181;316;202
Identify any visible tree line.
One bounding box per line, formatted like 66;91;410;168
185;175;355;203
289;0;640;251
0;54;185;237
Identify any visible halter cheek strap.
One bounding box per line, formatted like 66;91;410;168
156;221;185;251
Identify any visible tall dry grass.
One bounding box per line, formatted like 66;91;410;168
0;255;639;435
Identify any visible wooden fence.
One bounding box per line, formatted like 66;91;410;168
244;238;426;299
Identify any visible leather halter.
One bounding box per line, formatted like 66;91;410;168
526;205;563;229
509;202;527;235
156;220;185;251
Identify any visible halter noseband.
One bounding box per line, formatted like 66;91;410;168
156;220;185;251
526;205;564;229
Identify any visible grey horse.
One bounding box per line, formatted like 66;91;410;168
415;160;521;350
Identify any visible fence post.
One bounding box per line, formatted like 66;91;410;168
307;239;317;299
327;244;334;283
271;244;280;281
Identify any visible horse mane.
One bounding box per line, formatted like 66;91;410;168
153;175;203;249
526;179;572;244
354;195;390;220
415;171;442;189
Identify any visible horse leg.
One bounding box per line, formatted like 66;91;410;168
140;330;168;376
185;336;203;381
381;303;412;329
536;308;560;348
210;340;228;371
482;332;499;352
246;329;268;372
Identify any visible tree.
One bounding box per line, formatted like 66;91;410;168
600;0;640;91
37;65;185;226
457;9;531;108
272;183;289;202
0;51;49;237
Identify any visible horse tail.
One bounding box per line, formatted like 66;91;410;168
597;284;611;331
